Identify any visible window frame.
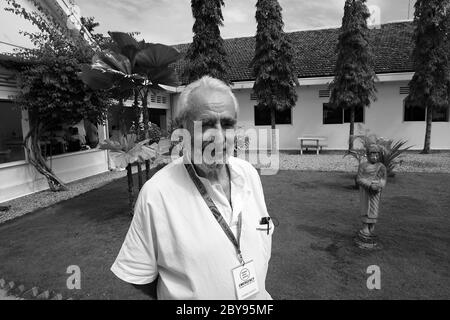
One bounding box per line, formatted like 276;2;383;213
322;103;365;125
403;99;450;122
0;99;27;166
254;105;293;126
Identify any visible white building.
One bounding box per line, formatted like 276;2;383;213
172;21;450;151
1;17;449;203
0;0;104;203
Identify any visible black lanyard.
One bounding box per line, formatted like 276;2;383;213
184;163;245;265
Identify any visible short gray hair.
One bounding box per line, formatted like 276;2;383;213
175;76;239;128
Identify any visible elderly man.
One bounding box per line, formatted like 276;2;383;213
111;76;274;300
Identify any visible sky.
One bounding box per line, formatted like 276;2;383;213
1;0;413;52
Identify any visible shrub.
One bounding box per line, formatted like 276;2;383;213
345;133;412;177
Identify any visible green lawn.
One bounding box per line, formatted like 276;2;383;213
0;170;449;299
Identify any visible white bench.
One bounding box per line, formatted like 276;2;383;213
298;136;328;155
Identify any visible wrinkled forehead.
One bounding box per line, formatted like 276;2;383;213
186;87;236;119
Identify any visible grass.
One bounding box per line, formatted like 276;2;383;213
0;169;449;299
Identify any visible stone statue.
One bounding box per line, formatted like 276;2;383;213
355;144;387;249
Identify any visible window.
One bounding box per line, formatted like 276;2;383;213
0;100;25;164
37;119;100;157
254;105;292;126
323;103;342;124
344;106;364;123
404;99;449;122
432;106;449;122
323;103;364;124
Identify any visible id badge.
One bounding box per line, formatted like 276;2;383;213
231;260;259;300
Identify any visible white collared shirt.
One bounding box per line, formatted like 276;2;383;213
111;156;274;300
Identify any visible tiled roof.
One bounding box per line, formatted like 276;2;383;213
173;21;414;84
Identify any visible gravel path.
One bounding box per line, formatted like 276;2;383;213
1;151;448;225
258;151;450;173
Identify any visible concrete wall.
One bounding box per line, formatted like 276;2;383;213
170;79;450;150
0;149;109;203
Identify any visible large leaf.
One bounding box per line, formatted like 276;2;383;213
108;32;140;63
95;50;132;75
108;140;159;168
135;44;181;69
79;50;146;91
78;64;115;90
147;65;179;86
79;65;138;92
99;134;138;152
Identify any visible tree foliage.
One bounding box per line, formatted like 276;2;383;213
251;0;298;144
406;0;450;153
4;0;112;191
329;0;377;150
183;0;230;84
79;32;181;139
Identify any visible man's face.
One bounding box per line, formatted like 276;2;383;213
185;88;237;170
368;151;380;164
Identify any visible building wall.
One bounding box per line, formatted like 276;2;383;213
171;79;450;150
0;67;110;203
0;149;109;203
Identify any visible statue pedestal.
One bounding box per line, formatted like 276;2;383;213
354;230;381;250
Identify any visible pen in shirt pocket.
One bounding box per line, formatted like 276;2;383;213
257;217;278;234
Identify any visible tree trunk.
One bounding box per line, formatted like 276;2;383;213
24;122;67;192
145;159;150;181
133;89;140;126
142;89;149;129
348;106;355;150
270;108;276;153
126;164;134;215
118;98;127;136
137;162;143;189
422;105;433;154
